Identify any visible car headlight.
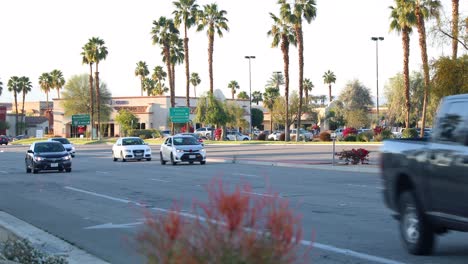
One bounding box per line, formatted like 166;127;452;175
176;149;184;153
125;149;132;153
62;155;71;161
34;156;44;161
200;148;206;152
145;148;151;152
71;146;75;151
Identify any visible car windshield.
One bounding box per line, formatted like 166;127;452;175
173;137;198;145
122;138;145;145
52;138;71;144
34;143;65;153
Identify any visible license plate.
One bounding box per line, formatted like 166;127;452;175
51;163;58;167
189;155;196;159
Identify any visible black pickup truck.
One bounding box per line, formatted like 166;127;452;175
381;93;468;255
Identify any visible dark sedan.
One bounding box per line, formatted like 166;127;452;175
0;135;8;145
25;141;72;174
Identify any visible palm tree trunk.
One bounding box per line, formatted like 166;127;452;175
232;90;234;100
57;88;61;99
208;29;214;95
328;85;332;103
416;5;430;137
452;0;459;59
184;27;190;108
89;64;94;139
95;67;101;139
281;36;290;142
305;89;309;104
22;91;26;133
194;85;197;98
403;28;411;128
164;45;174;108
296;26;304;142
14;93;18;136
141;77;144;96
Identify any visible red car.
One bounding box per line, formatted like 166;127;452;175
0;135;8;145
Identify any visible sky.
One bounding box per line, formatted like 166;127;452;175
0;0;466;106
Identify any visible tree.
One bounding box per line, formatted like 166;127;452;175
166;36;184;97
322;70;336;103
280;0;317;141
61;74;112;129
81;42;95;134
135;61;150;96
115;109;139;136
190;72;201;97
227;80;239;99
224;101;248;131
390;0;417;128
268;10;296;141
173;0;199;108
18;76;32;128
143;78;155;96
152;16;180;108
451;0;459;59
326;100;345;130
267;72;285;90
152;65;168;96
252;91;263;105
7;76;20;135
272;91;311;130
194;94;228;128
39;73;52;111
197;3;229;95
263;86;280;132
303;78;314;103
344;109;371;129
237;91;249;100
251;108;264;129
431;55;468;98
338;80;373;112
50;69;65;99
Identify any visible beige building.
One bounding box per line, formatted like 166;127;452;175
53;95;251;138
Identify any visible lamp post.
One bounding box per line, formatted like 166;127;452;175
245;56;255;137
371;37;384;122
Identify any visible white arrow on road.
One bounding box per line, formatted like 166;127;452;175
84;221;143;230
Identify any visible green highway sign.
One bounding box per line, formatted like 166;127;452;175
72;114;90;126
169;107;190;123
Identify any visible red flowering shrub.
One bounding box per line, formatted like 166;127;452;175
137;179;310;264
373;126;383;135
343;127;357;137
180;124;194;133
335;148;370;164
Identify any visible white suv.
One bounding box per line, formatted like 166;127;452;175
226;131;251;141
195;127;214;138
290;128;313;141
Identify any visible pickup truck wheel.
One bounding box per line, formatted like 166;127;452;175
399;191;435;255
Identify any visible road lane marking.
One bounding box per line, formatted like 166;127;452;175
242;191;277;198
65;186;405;264
347;184;384;190
0;171;8;174
232;173;259;178
96;171;110;174
84;221;143;229
151;178;170;183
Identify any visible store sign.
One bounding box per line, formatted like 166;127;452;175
111;100;129;105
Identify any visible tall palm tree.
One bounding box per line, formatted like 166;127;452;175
135;61;149;96
303;78;314;104
50;69;65;99
190;72;201;97
323;70;336;103
7;76;20;135
143;77;155;96
18;76;32;130
152;65;168;95
81;43;95;135
167;37;185;95
173;0;199;107
152;16;180;107
227;80;239;99
280;0;317;141
413;0;441;137
39;73;53;111
268;12;296;141
263;86;280;132
196;3;229;95
451;0;459;59
267;72;285;90
390;0;416;128
252;91;263;105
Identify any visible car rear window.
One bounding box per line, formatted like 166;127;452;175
52;138;70;144
35;143;65;153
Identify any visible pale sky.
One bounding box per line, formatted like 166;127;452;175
0;0;466;105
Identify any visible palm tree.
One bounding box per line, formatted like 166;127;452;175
227;80;239;99
303;78;314;104
166;37;184;96
280;0;317;141
267;72;285;90
390;0;416;128
451;0;459;59
263;86;280;132
413;0;441;137
135;61;150;96
143;77;155;96
39;73;53;111
252;91;263;105
190;72;201;97
7;76;20;135
268;12;296;141
18;76;32;131
173;0;199;107
81;43;95;135
196;3;229;95
237;91;249;100
152;65;168;95
152;16;180;107
323;70;336;103
50;69;65;99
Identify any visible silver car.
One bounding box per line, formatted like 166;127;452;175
160;135;206;165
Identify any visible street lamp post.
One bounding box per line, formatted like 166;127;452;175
371;36;384;122
245;56;255;137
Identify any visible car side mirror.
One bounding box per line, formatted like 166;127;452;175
27;150;34;153
167;143;172;147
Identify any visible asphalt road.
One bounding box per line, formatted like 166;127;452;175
0;144;467;264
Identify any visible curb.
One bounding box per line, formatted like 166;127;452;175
206;158;380;173
0;211;109;264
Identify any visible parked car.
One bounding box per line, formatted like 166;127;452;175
160;135;206;165
267;131;282;141
334;128;344;137
160;130;171;138
195;127;214;138
0;135;8;145
290;128;313;141
13;135;29;141
381;93;468;255
357;128;371;134
112;137;152;162
226;131;251;141
48;137;75;157
175;133;205;146
25;141;72;173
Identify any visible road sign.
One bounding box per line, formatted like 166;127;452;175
72;114;90;126
169;107;190;123
330;132;337;139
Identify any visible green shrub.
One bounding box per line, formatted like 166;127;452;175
344;135;357;141
356;131;373;142
2;238;68;264
257;133;267;141
319;131;331;141
130;129;160;139
381;130;393;139
402;128;418;139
